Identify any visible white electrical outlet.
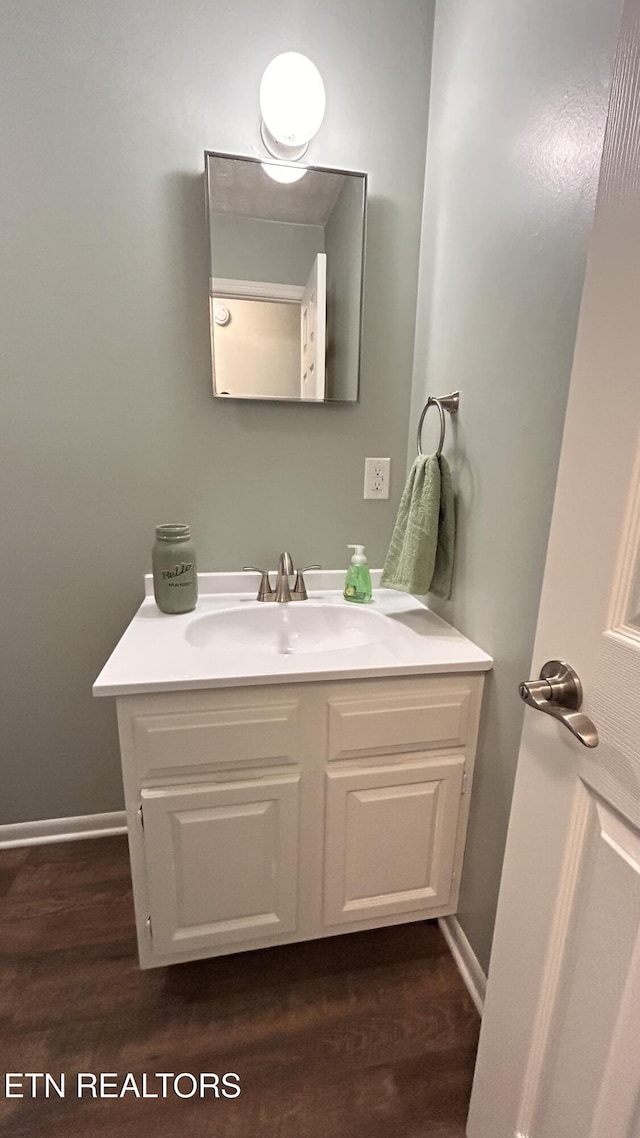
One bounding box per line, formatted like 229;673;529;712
364;457;391;499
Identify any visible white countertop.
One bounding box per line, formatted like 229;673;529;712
93;571;492;697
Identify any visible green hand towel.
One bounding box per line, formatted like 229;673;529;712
380;453;455;599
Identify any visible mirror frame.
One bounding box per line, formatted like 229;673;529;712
204;150;368;405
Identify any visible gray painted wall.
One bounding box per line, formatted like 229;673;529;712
211;215;325;286
411;0;622;971
325;176;364;400
1;0;434;825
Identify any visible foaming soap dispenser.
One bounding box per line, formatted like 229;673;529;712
343;544;372;604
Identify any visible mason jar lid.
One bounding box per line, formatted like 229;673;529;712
155;523;191;541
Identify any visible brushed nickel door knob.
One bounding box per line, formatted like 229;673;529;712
519;660;599;748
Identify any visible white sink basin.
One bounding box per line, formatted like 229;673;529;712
93;571;493;696
186;601;389;656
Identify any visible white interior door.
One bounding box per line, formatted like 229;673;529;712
468;3;640;1136
300;253;326;400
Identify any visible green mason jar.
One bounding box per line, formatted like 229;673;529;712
152;524;198;614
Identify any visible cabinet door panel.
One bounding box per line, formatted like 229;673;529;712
142;775;299;957
324;756;464;925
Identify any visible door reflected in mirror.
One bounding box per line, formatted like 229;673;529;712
205;152;367;403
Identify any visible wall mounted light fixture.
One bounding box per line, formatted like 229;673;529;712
259;52;326;162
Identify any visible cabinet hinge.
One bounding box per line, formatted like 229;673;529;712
461;771;468;795
451;870;458;891
146;916;152;939
138;803;144;831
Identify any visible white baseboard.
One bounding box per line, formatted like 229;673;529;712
0;811;127;849
439;914;487;1016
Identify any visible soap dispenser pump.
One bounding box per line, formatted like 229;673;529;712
344;544;372;604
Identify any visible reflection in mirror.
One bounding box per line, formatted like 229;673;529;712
205;153;366;403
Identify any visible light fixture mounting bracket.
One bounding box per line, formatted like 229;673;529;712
260;121;309;162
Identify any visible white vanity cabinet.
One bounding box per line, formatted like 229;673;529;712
115;671;485;969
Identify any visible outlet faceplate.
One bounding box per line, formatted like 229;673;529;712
364;457;391;500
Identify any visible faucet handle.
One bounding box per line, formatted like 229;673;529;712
242;566;272;601
292;565;321;600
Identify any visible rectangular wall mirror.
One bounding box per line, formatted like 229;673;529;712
205;152;367;403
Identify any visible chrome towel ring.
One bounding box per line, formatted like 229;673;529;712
416;391;460;457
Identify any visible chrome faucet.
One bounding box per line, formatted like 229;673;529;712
243;555;321;602
272;552;291;603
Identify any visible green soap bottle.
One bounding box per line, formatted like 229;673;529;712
343;544;372;604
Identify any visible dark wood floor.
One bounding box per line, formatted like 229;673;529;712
0;837;479;1137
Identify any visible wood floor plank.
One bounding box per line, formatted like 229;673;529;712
0;849;30;899
0;836;479;1137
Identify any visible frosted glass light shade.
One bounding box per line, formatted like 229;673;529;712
261;162;308;184
260;52;325;160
